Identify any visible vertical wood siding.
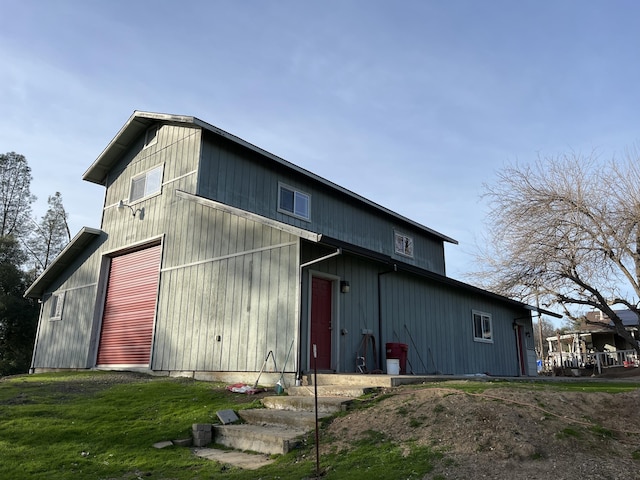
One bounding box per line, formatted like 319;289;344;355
152;199;299;372
300;242;529;376
199;134;446;275
31;234;106;369
380;274;525;376
32;124;201;370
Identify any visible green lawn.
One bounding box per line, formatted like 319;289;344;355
0;372;440;479
4;372;635;479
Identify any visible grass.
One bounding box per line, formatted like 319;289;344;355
418;378;640;395
0;372;440;480
0;372;264;479
3;372;638;479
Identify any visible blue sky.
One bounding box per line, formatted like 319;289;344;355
2;0;639;285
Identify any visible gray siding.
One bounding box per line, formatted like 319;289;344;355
32;124;202;369
198;134;446;274
380;274;526;376
31;234;106;369
31;116;532;379
299;242;531;376
153;199;300;372
102;124;201;247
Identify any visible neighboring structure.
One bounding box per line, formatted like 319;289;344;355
546;310;639;372
26;111;548;380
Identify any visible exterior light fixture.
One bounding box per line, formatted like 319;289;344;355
118;200;145;220
340;280;350;293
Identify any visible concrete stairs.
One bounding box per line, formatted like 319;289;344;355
212;382;374;455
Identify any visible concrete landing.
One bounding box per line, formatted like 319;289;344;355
262;395;352;413
305;373;439;388
287;385;376;397
212;423;307;455
194;447;274;470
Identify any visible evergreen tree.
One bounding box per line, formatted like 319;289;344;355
25;192;71;273
0;236;39;376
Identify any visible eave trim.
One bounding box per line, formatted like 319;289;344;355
318;235;562;319
24;227;104;299
175;190;322;242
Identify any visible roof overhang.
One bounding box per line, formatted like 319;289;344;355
84;111;457;245
24;227;104;299
317;235;562;319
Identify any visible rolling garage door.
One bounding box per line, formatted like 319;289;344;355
96;245;162;367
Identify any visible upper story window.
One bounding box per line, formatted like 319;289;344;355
144;125;158;148
394;232;414;258
278;183;310;220
50;292;65;321
130;165;163;203
473;310;493;343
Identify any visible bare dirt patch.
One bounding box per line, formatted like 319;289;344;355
322;376;640;479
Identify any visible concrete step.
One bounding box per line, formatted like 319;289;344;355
304;373;433;388
239;408;329;429
212;424;307;455
286;385;377;398
194;447;275;470
262;395;353;414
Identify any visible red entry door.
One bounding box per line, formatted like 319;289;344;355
310;277;333;370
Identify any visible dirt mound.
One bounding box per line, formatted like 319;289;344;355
323;383;640;479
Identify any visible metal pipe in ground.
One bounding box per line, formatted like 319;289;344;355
313;344;320;477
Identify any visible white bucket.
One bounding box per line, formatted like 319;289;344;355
386;358;400;375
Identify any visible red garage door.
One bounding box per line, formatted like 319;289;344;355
96;245;162;367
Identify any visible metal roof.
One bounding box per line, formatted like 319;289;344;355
318;235;562;319
83;111;458;245
24;227;104;298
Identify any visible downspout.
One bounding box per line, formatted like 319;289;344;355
377;264;397;371
296;247;342;385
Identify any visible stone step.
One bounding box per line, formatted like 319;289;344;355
212;424;307;455
262;395;352;414
286;385;376;397
239;408;328;429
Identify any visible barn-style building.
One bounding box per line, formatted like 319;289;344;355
26;111;544;381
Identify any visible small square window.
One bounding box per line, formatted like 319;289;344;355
278;184;310;220
144;125;158;148
50;292;65;320
394;232;414;258
129;165;163;202
473;310;493;343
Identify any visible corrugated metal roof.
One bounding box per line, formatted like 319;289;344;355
83;111;458;245
24;227;104;298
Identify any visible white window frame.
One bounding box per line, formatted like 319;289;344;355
394;231;414;258
50;292;65;321
278;183;311;221
129;165;164;203
472;310;493;343
144;124;158;148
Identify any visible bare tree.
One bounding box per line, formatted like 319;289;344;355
478;151;640;355
25;192;71;274
0;152;35;238
532;316;558;360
